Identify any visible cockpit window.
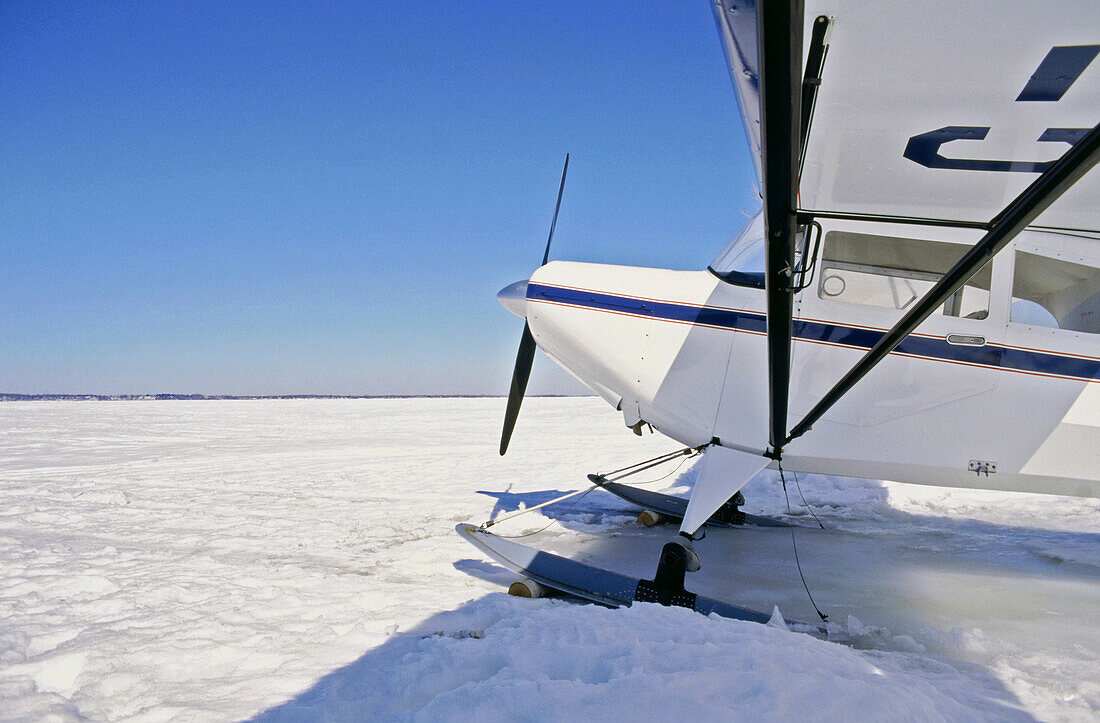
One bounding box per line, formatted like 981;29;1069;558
709;212;766;288
816;230;991;318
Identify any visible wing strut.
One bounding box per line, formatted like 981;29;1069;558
758;0;804;454
786;122;1100;445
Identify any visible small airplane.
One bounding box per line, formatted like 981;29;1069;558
469;0;1100;616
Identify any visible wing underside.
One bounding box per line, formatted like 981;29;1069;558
713;0;1100;232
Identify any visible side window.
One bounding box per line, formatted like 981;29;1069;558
1010;251;1100;334
817;231;991;318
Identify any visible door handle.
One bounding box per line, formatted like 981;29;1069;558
946;334;986;347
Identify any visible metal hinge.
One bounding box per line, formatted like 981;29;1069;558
968;460;997;476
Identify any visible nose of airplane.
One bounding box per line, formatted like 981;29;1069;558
497;279;528;318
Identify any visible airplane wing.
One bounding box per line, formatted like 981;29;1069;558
711;0;762;182
712;0;1099;455
713;0;1100;232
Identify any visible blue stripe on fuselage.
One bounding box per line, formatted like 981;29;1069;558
526;282;1099;382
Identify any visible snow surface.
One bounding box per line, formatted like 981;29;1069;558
0;398;1097;721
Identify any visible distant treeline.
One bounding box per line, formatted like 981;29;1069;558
0;394;580;402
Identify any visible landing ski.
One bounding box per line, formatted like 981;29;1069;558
594;480;791;528
456;523;809;628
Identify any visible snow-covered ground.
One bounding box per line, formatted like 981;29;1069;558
0;398;1097;721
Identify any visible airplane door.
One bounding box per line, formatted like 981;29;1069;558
789;226;1009;433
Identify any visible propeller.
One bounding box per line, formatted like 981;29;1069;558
499;153;569;455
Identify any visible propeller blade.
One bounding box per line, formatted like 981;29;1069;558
542;154;569;265
501;154;569;456
500;322;537;455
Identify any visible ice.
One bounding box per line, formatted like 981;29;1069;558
0;398;1096;720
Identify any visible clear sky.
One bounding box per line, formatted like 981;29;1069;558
1;1;758;396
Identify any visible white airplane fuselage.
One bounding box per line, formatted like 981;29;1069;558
511;216;1100;499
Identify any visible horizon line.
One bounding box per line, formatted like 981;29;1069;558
0;393;596;402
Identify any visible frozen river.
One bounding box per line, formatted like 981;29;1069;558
1;398;1097;720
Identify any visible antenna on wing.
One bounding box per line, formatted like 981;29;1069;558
499;154;570;455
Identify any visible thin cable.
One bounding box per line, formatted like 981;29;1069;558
483;484;597;528
597;448;688;478
792;471;825;529
595;445;704;483
625;450;697;487
491;447;696;529
494;452;699;539
780;464;828;623
495;487;597;538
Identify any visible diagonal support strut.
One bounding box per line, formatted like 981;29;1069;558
786;122;1100;445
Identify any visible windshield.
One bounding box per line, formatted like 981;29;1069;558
709;211;765;287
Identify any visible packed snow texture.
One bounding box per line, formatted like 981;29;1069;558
0;398;1097;721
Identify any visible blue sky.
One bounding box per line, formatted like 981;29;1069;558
1;1;757;395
